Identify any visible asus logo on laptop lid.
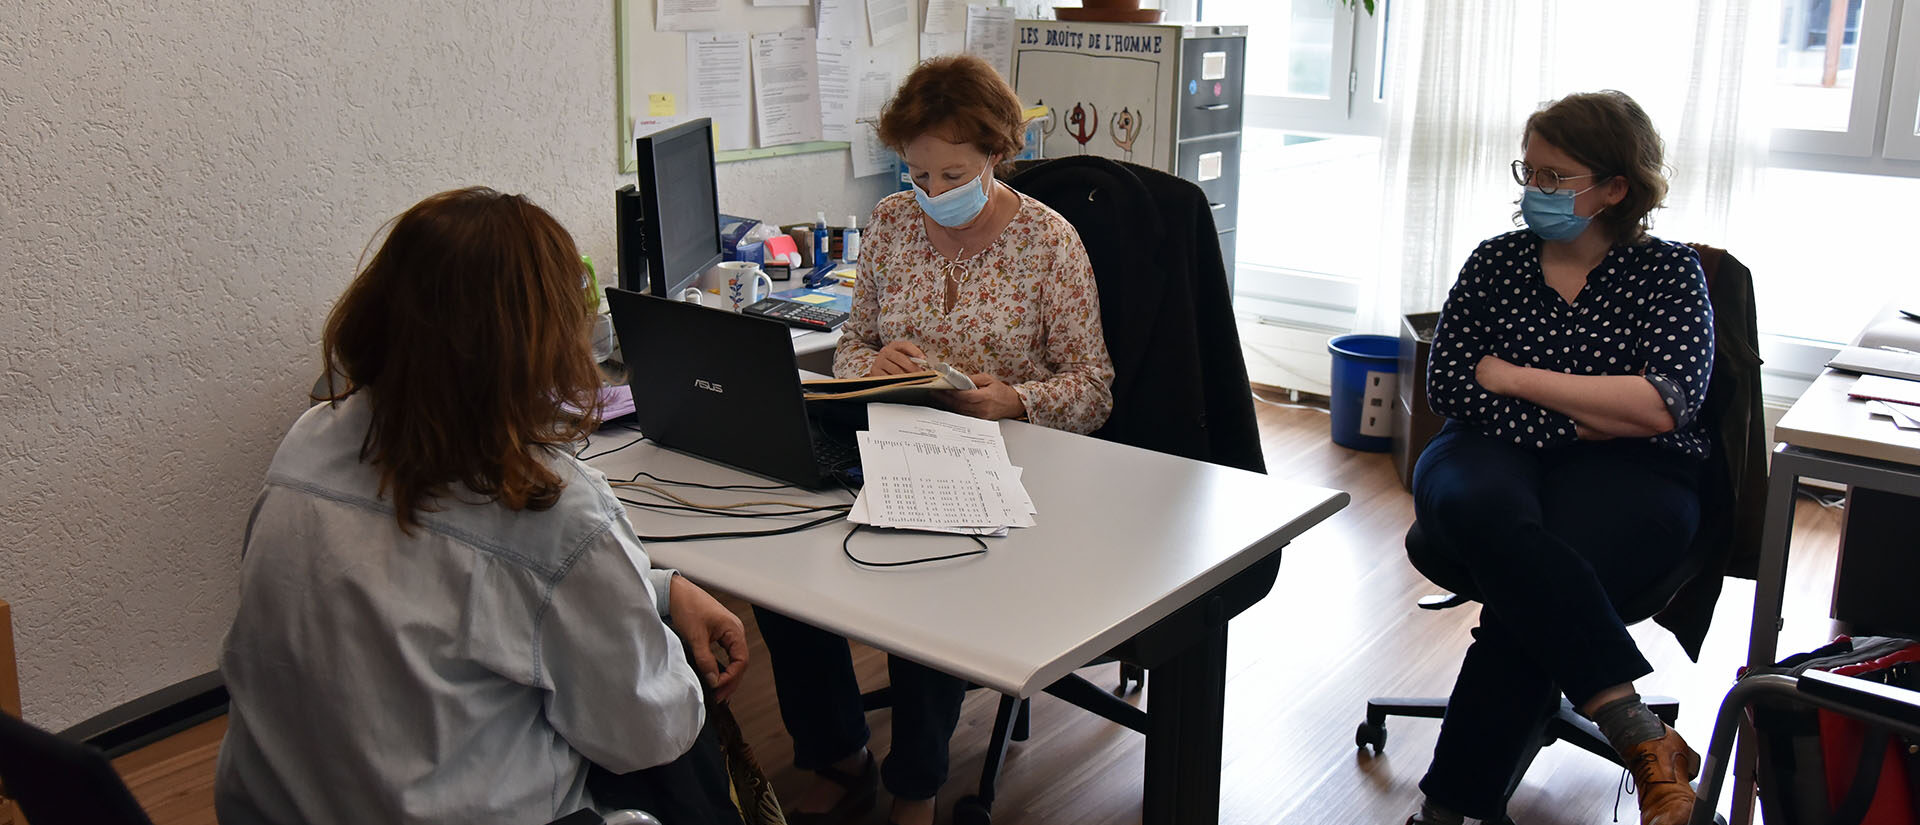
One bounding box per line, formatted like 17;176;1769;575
694;378;724;393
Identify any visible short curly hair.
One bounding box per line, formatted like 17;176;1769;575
1522;90;1669;244
877;55;1024;158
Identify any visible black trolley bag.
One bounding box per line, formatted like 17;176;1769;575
1690;635;1920;825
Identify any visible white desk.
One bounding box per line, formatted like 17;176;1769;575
1724;310;1920;825
586;421;1348;824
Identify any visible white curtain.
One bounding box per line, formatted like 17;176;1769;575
1360;0;1775;335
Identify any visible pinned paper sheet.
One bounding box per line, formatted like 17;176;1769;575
657;0;722;31
867;0;912;46
753;29;825;147
920;30;965;60
851;123;896;178
964;5;1015;79
686;33;753;151
816;0;864;42
923;0;964;34
856;62;896;121
647;93;677;116
816;38;858;142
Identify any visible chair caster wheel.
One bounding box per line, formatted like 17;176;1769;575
952;795;992;825
1356;720;1388;754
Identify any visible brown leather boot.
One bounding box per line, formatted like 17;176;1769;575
1619;724;1701;825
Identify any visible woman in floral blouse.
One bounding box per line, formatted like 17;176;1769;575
833;57;1114;434
760;55;1113;825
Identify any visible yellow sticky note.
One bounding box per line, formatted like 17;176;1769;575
794;294;834;305
648;93;676;116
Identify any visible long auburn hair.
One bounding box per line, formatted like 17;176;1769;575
321;187;601;530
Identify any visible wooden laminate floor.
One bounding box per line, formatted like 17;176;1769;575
118;400;1845;825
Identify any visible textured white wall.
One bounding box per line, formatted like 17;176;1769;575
0;0;890;729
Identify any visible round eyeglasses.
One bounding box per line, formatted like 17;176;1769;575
1511;160;1603;194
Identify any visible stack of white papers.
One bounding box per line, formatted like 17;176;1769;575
1851;375;1920;430
847;404;1035;536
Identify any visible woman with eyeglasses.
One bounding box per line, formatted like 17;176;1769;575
1405;91;1714;825
753;54;1113;825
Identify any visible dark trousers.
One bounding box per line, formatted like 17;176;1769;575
1412;422;1703;819
586;708;746;825
753;606;966;801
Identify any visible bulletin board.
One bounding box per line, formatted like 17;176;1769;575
614;0;934;172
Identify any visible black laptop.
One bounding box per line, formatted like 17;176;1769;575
604;287;858;488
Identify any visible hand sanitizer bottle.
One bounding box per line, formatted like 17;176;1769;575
841;215;861;264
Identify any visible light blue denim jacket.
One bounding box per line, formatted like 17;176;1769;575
215;394;702;825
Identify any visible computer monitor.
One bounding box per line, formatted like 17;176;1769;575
629;118;723;299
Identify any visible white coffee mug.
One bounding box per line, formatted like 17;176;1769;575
687;261;774;312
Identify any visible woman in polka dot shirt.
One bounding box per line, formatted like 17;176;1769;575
1405;92;1715;825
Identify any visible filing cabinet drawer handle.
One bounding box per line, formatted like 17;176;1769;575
1198;103;1233;111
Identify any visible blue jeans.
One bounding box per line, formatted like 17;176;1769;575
1412;422;1703;819
753;607;965;801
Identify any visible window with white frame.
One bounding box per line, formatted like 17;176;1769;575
1197;0;1389;335
1736;0;1920;401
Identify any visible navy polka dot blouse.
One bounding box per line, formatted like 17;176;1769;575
1427;230;1715;457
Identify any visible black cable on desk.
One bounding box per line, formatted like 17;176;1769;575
617;470;800;492
576;430;651;461
841;523;989;568
629;509;853;543
616;496;852;518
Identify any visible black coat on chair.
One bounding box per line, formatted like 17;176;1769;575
1653;244;1767;659
1004;156;1265;474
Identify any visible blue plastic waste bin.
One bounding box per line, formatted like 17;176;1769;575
1327;334;1399;452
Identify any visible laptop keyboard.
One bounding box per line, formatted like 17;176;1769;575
811;429;860;472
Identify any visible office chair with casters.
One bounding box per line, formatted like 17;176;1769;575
1358;246;1764;825
1356;522;1707;824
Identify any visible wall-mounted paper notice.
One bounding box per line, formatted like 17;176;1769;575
754;0;807;5
856;62;896;121
816;0;863;42
686;33;753;151
920;30;964;60
866;0;912;46
964;5;1015;79
923;0;964;34
851;123;897;178
657;0;722;31
753;29;825;147
817;38;857;142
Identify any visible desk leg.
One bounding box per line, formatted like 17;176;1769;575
1731;452;1804;825
1143;624;1228;825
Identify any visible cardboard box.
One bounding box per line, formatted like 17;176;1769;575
1393;312;1444;491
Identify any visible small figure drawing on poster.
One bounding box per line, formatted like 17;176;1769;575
1110;106;1140;161
1067;101;1097;153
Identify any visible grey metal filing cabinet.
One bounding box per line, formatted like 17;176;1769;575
1012;21;1248;290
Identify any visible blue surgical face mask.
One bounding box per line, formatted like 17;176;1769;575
1520;184;1602;241
915;167;992;228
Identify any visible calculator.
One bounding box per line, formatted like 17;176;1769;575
742;297;851;331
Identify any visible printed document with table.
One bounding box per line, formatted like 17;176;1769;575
847;404;1035;536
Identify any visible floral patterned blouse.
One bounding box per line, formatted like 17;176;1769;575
833;190;1115;434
